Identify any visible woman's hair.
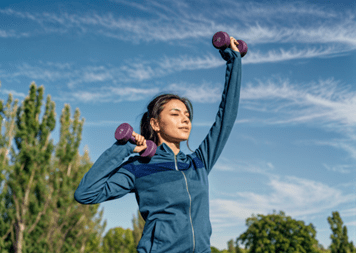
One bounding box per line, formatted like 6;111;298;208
140;93;193;152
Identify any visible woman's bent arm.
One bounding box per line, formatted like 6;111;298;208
74;141;135;204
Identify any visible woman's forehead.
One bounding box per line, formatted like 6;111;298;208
163;99;188;111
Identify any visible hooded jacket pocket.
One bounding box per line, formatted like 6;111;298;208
138;220;162;253
150;220;162;252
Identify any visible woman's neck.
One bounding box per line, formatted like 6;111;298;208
160;141;180;155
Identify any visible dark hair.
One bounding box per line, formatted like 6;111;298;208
140;93;193;152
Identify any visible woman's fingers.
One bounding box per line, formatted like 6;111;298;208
132;131;146;146
230;37;240;52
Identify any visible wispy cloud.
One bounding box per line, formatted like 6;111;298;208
215;158;274;175
241;78;356;127
342;207;356;218
55;82;222;104
323;164;354;174
1;1;356;54
1;54;224;89
0;29;30;38
239;78;356;160
0;89;26;98
210;170;355;230
243;45;349;64
4;62;356;132
312;140;356;160
57;86;160;103
3;44;347;97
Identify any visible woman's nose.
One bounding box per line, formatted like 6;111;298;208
182;115;189;123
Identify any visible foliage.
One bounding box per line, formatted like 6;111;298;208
132;209;145;247
328;211;356;253
227;239;234;253
0;89;19;252
0;83;105;253
211;246;222;253
237;210;318;253
102;227;136;253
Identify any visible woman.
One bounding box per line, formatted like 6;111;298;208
75;37;242;253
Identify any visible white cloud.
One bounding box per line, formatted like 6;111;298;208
58;86;160;103
210;174;355;230
243;45;347;64
1;89;26;98
2;54;224;88
167;83;222;103
215;159;274;175
1;1;356;52
85;120;126;127
342;207;356;218
323;164;354;174
313;140;356;160
239;78;356;160
6;47;344;89
241;78;356;127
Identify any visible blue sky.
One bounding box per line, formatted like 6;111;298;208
1;0;355;250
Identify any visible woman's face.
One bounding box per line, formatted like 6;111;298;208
151;99;191;144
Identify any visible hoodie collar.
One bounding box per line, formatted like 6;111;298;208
156;142;186;159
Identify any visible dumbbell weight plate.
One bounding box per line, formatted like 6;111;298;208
236;40;248;57
212;31;230;50
115;123;133;143
140;140;157;158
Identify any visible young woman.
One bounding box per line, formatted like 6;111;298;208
75;37;242;253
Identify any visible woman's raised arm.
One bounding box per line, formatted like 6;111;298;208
194;45;242;174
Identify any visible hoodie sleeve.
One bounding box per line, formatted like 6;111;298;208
74;141;136;204
194;48;242;175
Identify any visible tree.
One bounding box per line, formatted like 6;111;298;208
237;210;318;253
0;83;105;252
34;104;105;253
132;209;145;247
0;91;19;252
227;239;234;253
102;227;136;253
210;246;222;253
328;211;355;253
8;84;57;253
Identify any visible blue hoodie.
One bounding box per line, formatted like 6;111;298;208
74;48;242;253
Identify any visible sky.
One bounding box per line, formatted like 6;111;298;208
1;0;355;250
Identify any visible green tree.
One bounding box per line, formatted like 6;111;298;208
0;83;105;252
0;91;19;252
328;211;355;253
211;246;222;253
237;210;318;253
350;242;356;253
9;84;57;253
227;239;234;253
102;227;136;253
314;243;331;253
132;209;145;247
35;104;105;253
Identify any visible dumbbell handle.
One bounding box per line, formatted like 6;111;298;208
128;135;138;144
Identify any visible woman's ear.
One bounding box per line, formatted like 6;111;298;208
150;118;160;132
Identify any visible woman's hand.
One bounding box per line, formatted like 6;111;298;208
132;131;148;153
230;37;240;52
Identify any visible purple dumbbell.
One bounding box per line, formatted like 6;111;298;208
115;123;157;158
212;31;248;57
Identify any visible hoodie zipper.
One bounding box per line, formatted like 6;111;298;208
174;154;195;252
